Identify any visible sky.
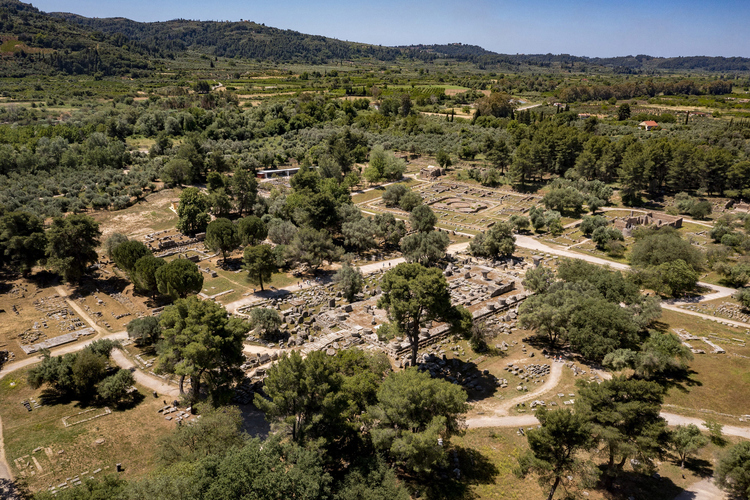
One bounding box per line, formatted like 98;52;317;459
29;0;750;58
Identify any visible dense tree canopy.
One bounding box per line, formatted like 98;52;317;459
157;296;246;401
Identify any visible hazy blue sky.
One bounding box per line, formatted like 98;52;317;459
30;0;750;57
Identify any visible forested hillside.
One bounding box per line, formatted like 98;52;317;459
0;0;153;76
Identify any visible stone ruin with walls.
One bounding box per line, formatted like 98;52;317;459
231;254;538;400
613;211;683;237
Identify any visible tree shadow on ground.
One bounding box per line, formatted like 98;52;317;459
0;478;27;500
237;402;271;439
418;354;501;403
678;456;714;479
653;367;702;395
112;389;145;411
70;273;131;298
600;468;683;500
411;445;499;500
24;270;60;290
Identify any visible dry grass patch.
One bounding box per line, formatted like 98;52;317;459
0;368;173;493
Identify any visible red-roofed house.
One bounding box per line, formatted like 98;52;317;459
639;120;659;130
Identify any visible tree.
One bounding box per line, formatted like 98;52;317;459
230;166;258;216
205;218;239;264
736;288;750;311
575;376;667;477
255;350;341;443
378;263;459;366
517;408;593;500
243;245;276;291
289;227;341;271
469;222;515;258
333;262;364;302
97;369;136;405
542;186;585;214
656;259;699;296
603;332;692;380
436;149;452;169
72;348;108;398
367;368;467;474
382;184;407;208
523;265;556;294
103;232;128;260
509;215;530;233
364;146;405;183
156;405;245;466
155;258;204;299
0;211;47;276
591;226;623;251
670;424;708;469
409;204;437;233
341;218;377;253
249;307;282;338
519;282;582;348
112;240;152;273
176;187;210;236
46;214;101;283
398;190;422;212
157;297;246;400
617;103;631;121
132;255;166;298
630;227;703;270
475;92;515;118
689;200;712;220
237;215;267;246
268;218;298;245
126;316;162;346
400;231;450;266
161;158;191;187
715;441;750;499
374;213;406;247
580;215;608;237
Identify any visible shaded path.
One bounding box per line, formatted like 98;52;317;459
673;478;726;500
110;349;180;398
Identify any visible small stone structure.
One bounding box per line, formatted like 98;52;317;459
420;165;443;179
613;211;683;237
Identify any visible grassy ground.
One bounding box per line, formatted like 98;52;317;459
658;309;750;422
448;425;737;500
0;368;174;493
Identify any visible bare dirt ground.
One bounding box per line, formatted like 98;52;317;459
90;189;179;241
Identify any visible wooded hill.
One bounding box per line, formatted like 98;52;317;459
0;0;749;74
0;0;153;76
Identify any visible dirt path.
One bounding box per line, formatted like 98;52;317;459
673;478;727;500
466;410;750;440
495;361;563;415
0;330;128;379
55;285;108;337
661;304;750;328
110;349;180;398
0;416;10;481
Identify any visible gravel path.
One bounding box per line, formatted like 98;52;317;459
673;478;727;500
110;349;180;398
